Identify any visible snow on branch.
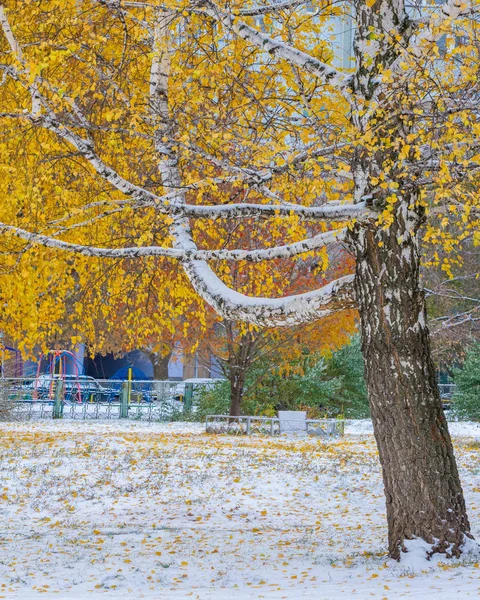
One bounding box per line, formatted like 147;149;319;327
180;201;368;220
1;109;365;222
170;217;354;326
101;0;310;17
238;0;310;16
178;139;351;187
182;258;355;326
0;221;346;262
196;0;351;92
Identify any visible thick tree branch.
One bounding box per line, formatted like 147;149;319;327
238;0;310;16
0;222;346;262
180;258;355;326
174;214;355;326
180;201;368;220
196;0;351;92
0;109;366;221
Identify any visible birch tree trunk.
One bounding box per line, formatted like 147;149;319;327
342;0;473;558
347;202;472;558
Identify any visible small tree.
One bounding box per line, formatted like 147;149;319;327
196;334;369;418
197;303;357;416
452;344;480;420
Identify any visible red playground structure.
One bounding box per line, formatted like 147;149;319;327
33;350;83;404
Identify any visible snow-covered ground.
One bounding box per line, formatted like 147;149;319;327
1;420;480;599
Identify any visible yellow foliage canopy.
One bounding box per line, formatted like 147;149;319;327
0;0;477;354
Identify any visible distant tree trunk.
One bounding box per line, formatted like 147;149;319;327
229;369;246;417
148;351;172;381
348;202;472;559
225;325;257;417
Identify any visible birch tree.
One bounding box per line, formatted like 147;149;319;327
0;0;479;559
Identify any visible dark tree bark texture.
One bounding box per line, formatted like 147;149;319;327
229;368;246;417
348;204;472;559
225;324;257;416
148;351;172;381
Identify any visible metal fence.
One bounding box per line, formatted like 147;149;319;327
205;415;346;437
438;383;456;399
0;377;205;422
12;399;184;422
0;376;458;424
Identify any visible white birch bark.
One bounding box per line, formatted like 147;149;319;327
0;4;40;115
146;7;355;327
192;0;350;90
0;221;345;262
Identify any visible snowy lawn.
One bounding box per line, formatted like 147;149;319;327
1;421;480;599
